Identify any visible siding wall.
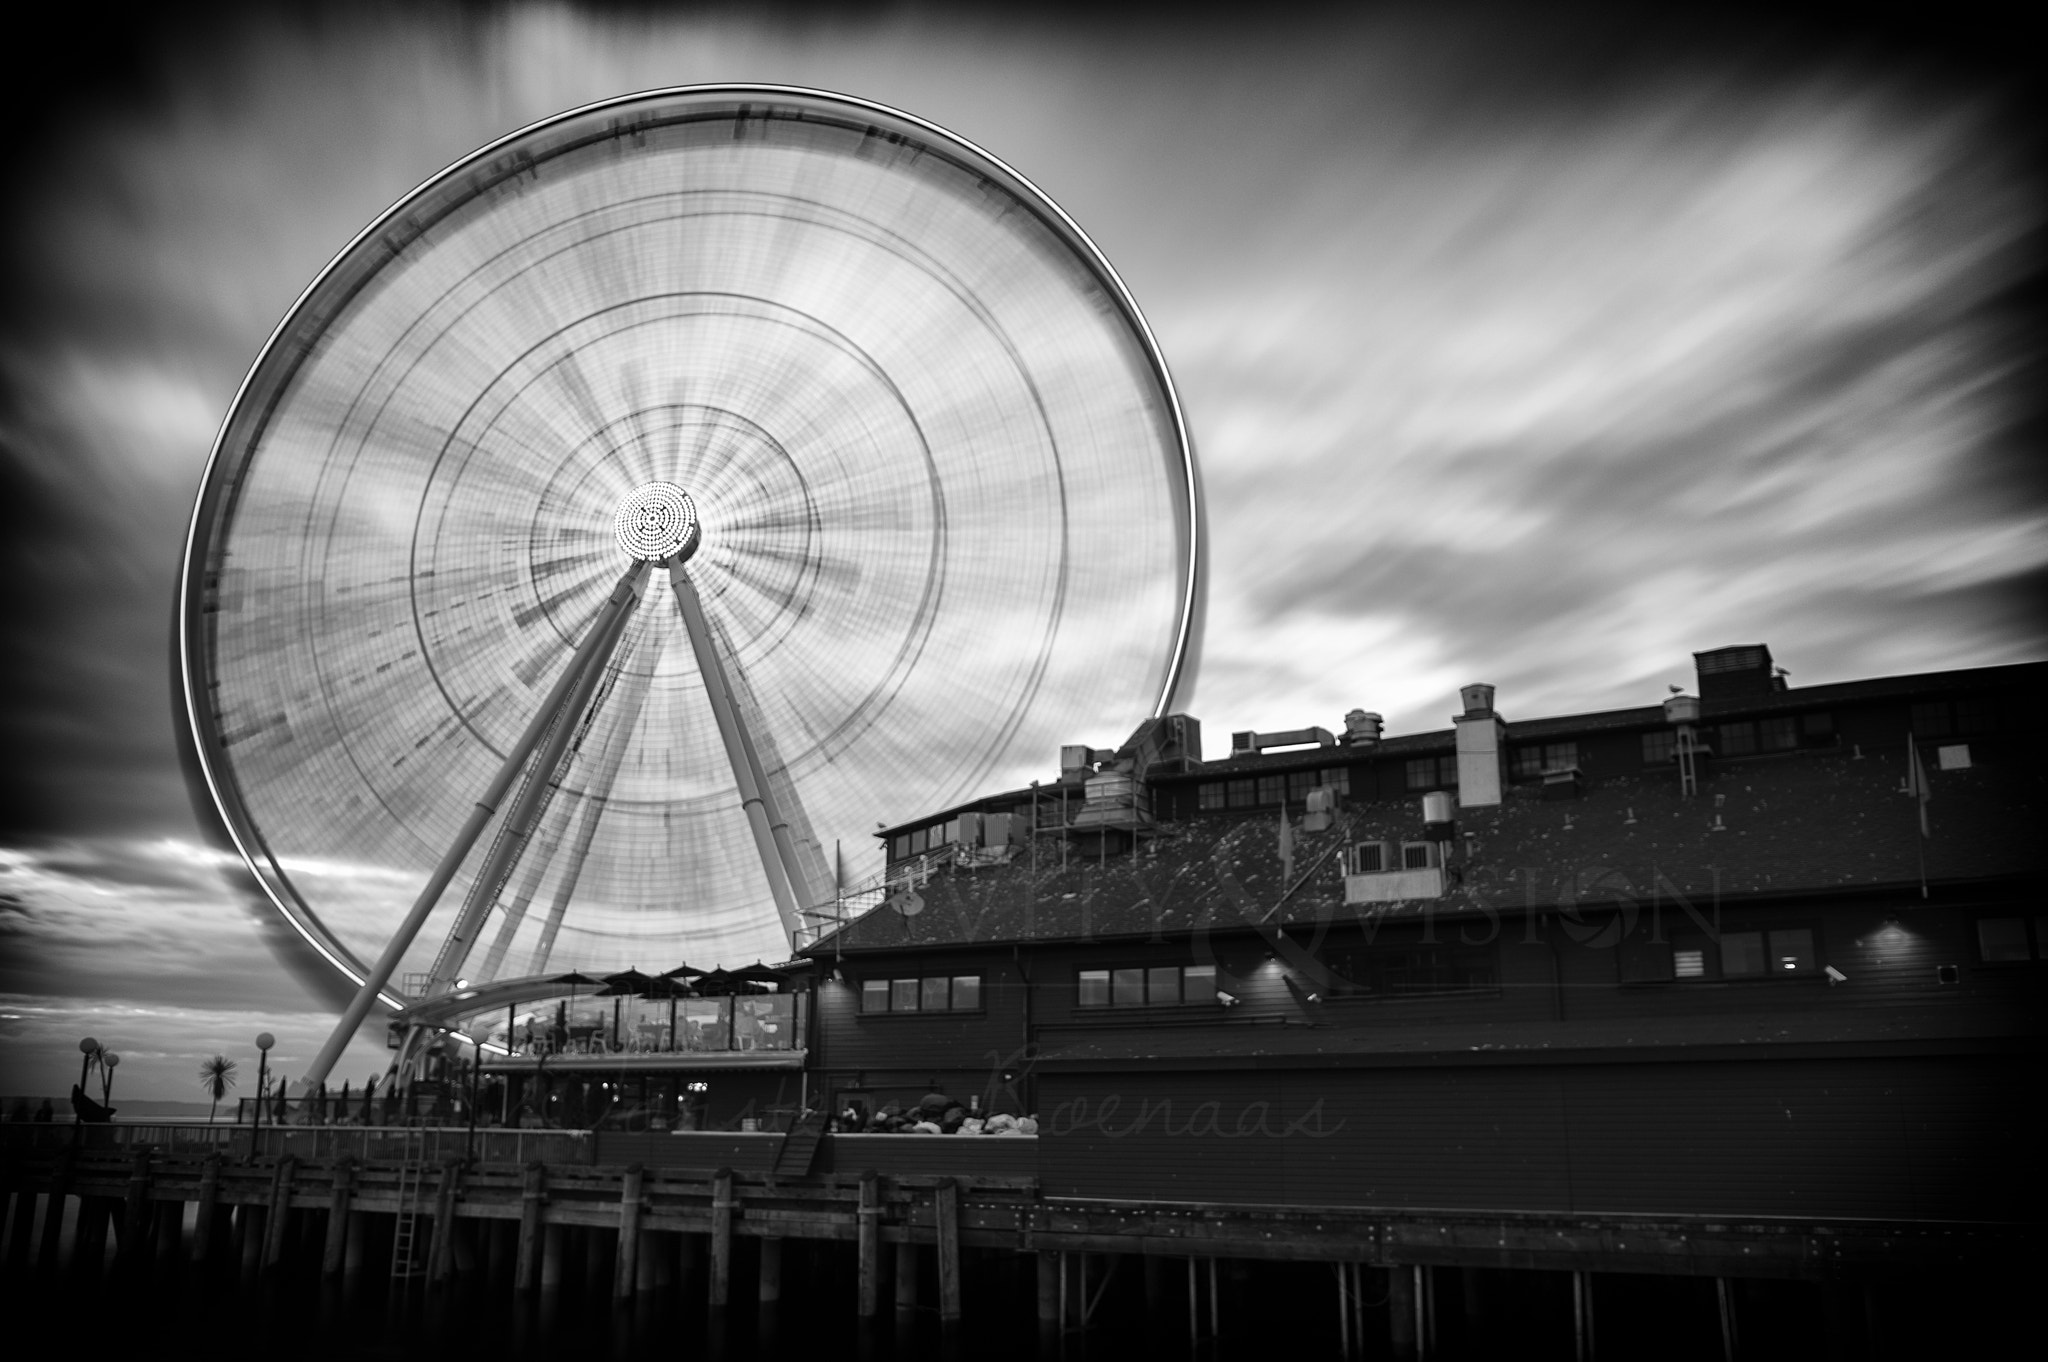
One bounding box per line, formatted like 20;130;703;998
1037;1052;2041;1222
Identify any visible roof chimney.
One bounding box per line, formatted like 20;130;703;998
1693;645;1775;702
1343;709;1383;746
1453;683;1506;807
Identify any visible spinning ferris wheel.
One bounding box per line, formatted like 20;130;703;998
179;86;1201;1084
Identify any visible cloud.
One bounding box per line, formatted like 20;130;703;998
0;6;2038;1066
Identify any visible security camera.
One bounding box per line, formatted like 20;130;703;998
1824;965;1847;985
1216;991;1239;1007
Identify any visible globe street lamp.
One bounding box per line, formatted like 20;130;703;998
253;1032;274;1135
77;1036;100;1090
99;1052;120;1109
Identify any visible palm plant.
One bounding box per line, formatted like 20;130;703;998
199;1054;238;1124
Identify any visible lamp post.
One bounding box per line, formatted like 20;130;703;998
77;1036;100;1091
99;1052;120;1108
253;1032;274;1135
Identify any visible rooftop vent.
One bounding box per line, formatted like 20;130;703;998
1230;726;1335;756
1693;645;1777;701
1459;683;1496;718
1343;710;1383;746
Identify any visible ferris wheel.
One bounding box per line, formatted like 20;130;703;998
179;86;1202;1084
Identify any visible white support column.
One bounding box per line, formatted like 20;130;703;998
301;562;650;1087
665;559;807;944
422;587;640;996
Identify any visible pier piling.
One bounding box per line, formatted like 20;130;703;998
710;1168;735;1307
614;1165;644;1300
856;1171;880;1318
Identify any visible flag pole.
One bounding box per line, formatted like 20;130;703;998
1907;731;1930;900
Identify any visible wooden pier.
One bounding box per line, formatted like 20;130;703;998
3;1124;2026;1358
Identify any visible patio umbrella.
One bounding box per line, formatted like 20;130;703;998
659;962;707;980
598;968;656;996
550;971;600;1024
694;967;733;996
730;961;790;991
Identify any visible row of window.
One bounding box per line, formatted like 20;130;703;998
1911;697;1999;739
1077;963;1218;1008
1351;840;1438;873
1620;928;1815;984
860;974;983;1014
1197;767;1352;811
855;915;2041;1020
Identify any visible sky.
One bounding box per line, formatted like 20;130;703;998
0;1;2040;1100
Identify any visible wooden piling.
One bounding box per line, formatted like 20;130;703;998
760;1237;783;1304
856;1171;881;1318
191;1155;219;1266
1573;1270;1595;1362
541;1221;566;1293
615;1165;644;1301
426;1159;461;1285
516;1163;545;1293
261;1157;296;1270
710;1167;735;1308
119;1149;151;1268
154;1201;181;1273
345;1210;368;1280
38;1150;73;1271
321;1159;353;1277
1389;1264;1418;1361
895;1239;918;1313
8;1184;38;1271
934;1177;961;1322
1037;1251;1058;1328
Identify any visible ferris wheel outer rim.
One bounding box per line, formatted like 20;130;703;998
176;82;1204;1007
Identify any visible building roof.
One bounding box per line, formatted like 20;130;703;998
810;666;2047;956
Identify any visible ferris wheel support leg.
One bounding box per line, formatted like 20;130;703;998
423;589;638;996
665;560;809;945
301;562;651;1089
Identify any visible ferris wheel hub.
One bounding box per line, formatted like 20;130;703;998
613;481;701;562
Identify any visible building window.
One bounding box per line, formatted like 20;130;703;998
1077;963;1218;1008
1641;730;1676;765
1400;842;1437;869
1800;711;1835;746
1760;717;1797;752
1330;940;1495;995
890;835;911;860
1198;782;1226;811
1286;769;1319;803
863;974;985;1014
1953;697;1996;734
1909;701;1950;737
1257;774;1285;805
1718;929;1815;978
1321;767;1351;795
1510;742;1578;780
1226;779;1256;809
1717;722;1756;757
1976;917;2040;963
1406;755;1457;790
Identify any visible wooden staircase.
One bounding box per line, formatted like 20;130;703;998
770;1109;827;1179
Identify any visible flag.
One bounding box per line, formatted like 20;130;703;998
1906;733;1931;838
1278;800;1295;882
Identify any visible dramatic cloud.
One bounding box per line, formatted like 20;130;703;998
0;5;2037;1094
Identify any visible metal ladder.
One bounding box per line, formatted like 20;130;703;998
389;1131;428;1281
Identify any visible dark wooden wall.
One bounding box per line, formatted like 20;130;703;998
1036;1051;2043;1222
